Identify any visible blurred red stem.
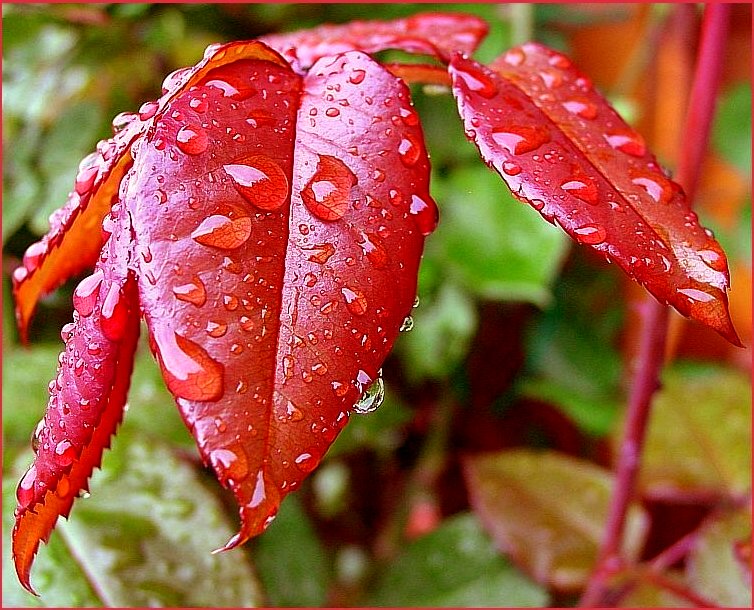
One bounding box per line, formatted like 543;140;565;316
579;4;730;606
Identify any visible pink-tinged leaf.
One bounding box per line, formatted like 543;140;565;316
464;450;649;592
127;44;433;548
13;204;141;594
261;12;488;69
449;45;740;345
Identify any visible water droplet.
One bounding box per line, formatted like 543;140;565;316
455;63;498;98
100;282;129;341
303;242;336;264
698;249;727;272
398;134;422;167
678;287;716;303
349;69;366;85
548;54;571;69
409;194;439;236
359;232;388;268
54;440;77;466
631;174;674;204
492;125;550;155
138;100;159;120
561;177;599;205
342;287;368;315
176;125;209;155
192;213;252;250
302;370;314;383
573;223;607;245
210;445;249;482
294;452;317;472
604;130;646;157
312;363;328;376
503;48;526;66
156;328;224;401
73;270;104;317
75;166;98;195
17;465;37;508
301;155;357;221
332;381;348;397
562;99;597;120
112;111;138;133
400;315;414;332
283;355;295;380
325;107;340;117
189;96;208;113
31;419;45;452
224;156;288;211
22;241;46;271
206;321;228;338
502;161;522;176
173;276;207;307
353;376;385;414
223;294;239;311
539;69;563;88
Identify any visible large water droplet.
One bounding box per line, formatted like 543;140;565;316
206;320;228;338
562;98;597;120
210;444;249;483
54;440;77;466
176;125;209;155
156;329;224;401
455;63;498;98
16;465;37;509
294;452;317;473
698;248;727;273
604;130;646;157
353;376;385;414
561;177;599;205
678;288;716;303
74;166;98;195
192;213;252;250
138;100;159;120
173;276;207;307
491;125;550;155
359;232;388;269
22;241;46;271
409;194;439;236
631;174;674;204
573;223;607;245
301;155;357;221
342;287;368;316
73;269;104;317
303;242;336;264
349;69;366;85
224;155;288;211
398;134;422;167
100;282;129;341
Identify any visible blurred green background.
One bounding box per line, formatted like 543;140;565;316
3;4;750;607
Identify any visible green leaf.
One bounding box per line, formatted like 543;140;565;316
428;165;569;307
5;434;261;607
464;449;649;591
367;513;549;607
713;83;752;175
251;494;331;607
396;282;478;382
686;507;752;607
635;363;751;497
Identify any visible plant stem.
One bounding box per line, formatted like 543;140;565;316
509;4;534;46
579;4;730;606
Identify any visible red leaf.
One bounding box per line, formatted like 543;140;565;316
261;12;488;69
449;45;740;345
12;204;141;594
125;44;432;549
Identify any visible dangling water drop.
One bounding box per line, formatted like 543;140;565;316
224;155;288;211
73;269;104;317
192;213;252;249
409;194;439;236
353;376;385;414
16;465;38;509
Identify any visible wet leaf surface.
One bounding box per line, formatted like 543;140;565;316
464;449;649;591
367;513;549;607
449;44;740;345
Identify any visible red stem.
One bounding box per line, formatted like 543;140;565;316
579;4;730;606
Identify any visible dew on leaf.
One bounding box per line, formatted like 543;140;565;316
678;287;716;303
698;249;727;272
22;241;46;271
398;134;422;167
409;194;439;236
191;213;252;250
573;224;607;245
301;155;357;221
156;329;224;402
455;63;498;98
631;174;674;204
400;315;414;332
224;156;289;211
303;242;336;264
100;282;129;341
138;100;159;120
173;276;207;307
176;125;209;155
54;440;76;466
210;445;249;483
73;269;104;318
294;452;317;473
604;130;646;157
16;465;37;509
74;166;98;195
349;69;366;85
342;287;368;316
491;125;550;155
562;99;597;120
561;177;599;205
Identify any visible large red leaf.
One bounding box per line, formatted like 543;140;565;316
449;45;740;345
261;12;488;69
127;43;433;548
12;202;141;594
